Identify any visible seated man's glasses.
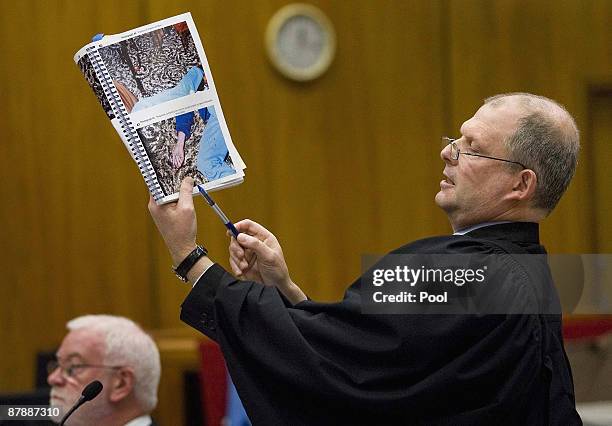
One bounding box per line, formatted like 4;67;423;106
442;137;527;169
47;359;122;379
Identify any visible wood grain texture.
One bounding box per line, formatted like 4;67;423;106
0;0;156;391
588;89;612;253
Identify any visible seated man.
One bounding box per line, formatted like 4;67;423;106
47;315;160;426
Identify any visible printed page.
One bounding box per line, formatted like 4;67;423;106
74;13;245;203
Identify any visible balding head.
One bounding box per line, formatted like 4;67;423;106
484;93;580;212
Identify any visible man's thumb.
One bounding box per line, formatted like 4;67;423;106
178;177;195;207
237;233;269;258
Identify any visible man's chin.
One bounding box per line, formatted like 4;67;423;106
48;402;66;424
434;191;453;211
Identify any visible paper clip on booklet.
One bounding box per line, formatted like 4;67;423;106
74;12;246;204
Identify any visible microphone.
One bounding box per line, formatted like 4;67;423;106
59;380;103;425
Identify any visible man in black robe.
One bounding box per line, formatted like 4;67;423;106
148;93;582;425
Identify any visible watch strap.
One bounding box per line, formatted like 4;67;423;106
174;245;208;282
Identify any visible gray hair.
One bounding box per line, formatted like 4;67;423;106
484;93;580;213
67;315;161;413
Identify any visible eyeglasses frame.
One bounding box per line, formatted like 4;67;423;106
442;137;527;169
47;359;123;379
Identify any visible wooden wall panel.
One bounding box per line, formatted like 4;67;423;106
0;0;154;390
588;90;612;253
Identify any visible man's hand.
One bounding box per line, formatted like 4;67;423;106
148;177;198;266
228;234;263;284
228;219;307;304
171;131;186;169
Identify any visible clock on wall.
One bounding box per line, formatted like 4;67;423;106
265;3;336;82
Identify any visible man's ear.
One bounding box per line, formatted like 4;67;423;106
108;367;135;403
510;169;537;201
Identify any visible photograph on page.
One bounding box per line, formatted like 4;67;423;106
137;104;240;197
98;21;209;115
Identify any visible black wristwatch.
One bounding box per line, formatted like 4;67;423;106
173;245;208;282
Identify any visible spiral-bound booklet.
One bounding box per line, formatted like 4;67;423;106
74;12;245;204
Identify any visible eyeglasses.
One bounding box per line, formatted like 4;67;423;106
47;359;122;379
442;137;527;169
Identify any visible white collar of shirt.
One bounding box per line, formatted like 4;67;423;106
453;221;512;236
124;415;152;426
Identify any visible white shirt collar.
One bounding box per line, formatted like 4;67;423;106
453;221;512;236
124;415;152;426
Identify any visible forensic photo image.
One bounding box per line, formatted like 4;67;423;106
99;22;208;114
137;105;236;196
78;54;114;119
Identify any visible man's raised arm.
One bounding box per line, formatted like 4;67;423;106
148;177;306;303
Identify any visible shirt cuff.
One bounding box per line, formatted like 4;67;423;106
192;261;216;287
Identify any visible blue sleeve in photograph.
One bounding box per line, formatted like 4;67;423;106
176;111;195;139
199;107;211;123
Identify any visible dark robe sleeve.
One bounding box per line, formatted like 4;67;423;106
180;259;547;425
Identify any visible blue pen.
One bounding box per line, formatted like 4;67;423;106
196;184;239;238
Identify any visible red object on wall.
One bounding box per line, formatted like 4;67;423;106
563;317;612;340
199;340;228;426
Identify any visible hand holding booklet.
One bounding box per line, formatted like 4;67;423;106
74;12;245;204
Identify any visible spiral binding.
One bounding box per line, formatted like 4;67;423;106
88;46;165;201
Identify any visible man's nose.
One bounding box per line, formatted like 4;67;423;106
440;143;455;164
47;366;65;386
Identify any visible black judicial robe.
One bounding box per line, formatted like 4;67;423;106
180;222;581;425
